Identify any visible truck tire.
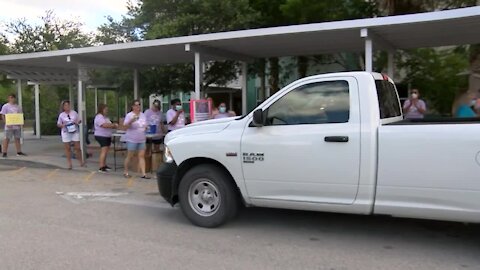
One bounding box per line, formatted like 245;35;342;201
178;164;239;228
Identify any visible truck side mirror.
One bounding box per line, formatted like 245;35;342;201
252;109;265;127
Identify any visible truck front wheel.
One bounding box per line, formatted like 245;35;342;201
178;164;239;228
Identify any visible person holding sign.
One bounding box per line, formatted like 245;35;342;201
57;100;85;169
0;93;26;158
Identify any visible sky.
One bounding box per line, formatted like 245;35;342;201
0;0;132;38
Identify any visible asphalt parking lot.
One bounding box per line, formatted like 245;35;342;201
1;164;479;270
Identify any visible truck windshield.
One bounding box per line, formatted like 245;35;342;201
375;80;402;119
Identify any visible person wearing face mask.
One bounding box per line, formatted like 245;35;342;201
166;98;186;132
211;102;236;119
452;90;477;118
403;89;427;119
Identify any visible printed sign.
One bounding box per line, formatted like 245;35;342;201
190;99;212;123
5;113;24;126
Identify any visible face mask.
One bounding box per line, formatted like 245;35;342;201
411;93;418;99
470;99;477;106
175;105;182;111
219;107;226;113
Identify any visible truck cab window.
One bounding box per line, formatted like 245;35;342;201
266;80;350;125
375;80;402;119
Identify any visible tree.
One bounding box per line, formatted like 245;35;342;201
375;0;479;114
95;15;139;45
7;10;91;53
2;11;92;133
122;0;260;95
397;48;469;115
0;33;8;55
0;33;11;87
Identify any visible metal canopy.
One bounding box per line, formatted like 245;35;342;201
0;6;478;74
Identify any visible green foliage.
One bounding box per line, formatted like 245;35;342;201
6;10;92;53
40;122;60;136
132;0;259;39
95;16;139;45
0;0;478;116
397;48;469;116
123;0;260;94
280;0;378;23
0;33;8;55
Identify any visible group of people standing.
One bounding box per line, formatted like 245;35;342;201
54;98;235;179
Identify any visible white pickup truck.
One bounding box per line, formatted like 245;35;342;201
157;71;480;228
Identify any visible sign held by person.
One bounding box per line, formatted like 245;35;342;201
5;113;24;126
190;99;212;123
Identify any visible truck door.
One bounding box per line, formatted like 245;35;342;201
241;77;361;205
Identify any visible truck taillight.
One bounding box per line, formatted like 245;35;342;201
382;73;390;81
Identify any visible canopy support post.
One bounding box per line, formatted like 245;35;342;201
34;84;40;139
361;28;373;72
241;62;248;115
133;69;139;100
194;52;203;100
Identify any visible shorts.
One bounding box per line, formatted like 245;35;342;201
62;132;80;143
146;138;163;145
95;136;112;147
126;142;146;151
4;129;21;140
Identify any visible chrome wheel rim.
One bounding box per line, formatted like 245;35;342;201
188;178;221;217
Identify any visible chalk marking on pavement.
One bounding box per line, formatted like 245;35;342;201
56;191;129;204
45;169;59;179
55;191;170;208
84;171;96;182
11;167;27;175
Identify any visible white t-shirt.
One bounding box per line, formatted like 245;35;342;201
166;109;185;131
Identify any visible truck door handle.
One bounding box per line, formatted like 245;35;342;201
324;136;349;143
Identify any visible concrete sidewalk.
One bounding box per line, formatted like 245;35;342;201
0;131;116;172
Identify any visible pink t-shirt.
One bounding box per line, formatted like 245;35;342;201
123;112;147;143
144;108;163;134
403;99;427;119
214;113;231;119
166;109;185;131
1;103;22;130
57;110;80;135
94;114;113;138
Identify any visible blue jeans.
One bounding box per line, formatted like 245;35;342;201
126;142;146;151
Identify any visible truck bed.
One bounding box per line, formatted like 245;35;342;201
386;117;480;125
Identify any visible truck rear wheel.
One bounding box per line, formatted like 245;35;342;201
178;164;239;228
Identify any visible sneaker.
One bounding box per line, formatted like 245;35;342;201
98;167;108;173
16;152;27;156
2;153;6;158
104;166;112;171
